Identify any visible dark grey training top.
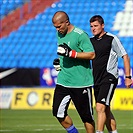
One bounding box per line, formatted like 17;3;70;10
90;32;127;85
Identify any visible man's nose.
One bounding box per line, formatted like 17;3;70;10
56;28;60;31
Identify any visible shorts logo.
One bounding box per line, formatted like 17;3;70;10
109;79;113;81
82;90;87;94
101;98;105;102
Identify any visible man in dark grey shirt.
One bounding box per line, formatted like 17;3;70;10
90;15;132;133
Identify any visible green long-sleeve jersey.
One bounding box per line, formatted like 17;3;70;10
56;26;95;88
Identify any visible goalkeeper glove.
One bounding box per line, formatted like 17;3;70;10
57;43;77;58
53;58;61;71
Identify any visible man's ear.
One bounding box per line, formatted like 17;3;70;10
102;24;104;29
66;20;70;25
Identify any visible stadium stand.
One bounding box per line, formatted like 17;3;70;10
0;0;59;38
0;0;29;19
0;0;132;68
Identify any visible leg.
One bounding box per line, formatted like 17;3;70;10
94;82;118;133
95;103;106;131
84;121;95;133
105;107;118;133
58;115;73;128
57;115;78;133
52;85;78;133
70;87;95;133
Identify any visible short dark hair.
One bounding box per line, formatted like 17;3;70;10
90;15;104;25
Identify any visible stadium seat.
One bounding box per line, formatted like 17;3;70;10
0;0;28;19
0;0;132;68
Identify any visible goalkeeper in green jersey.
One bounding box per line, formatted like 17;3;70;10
52;11;95;133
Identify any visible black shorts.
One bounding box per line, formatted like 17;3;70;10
93;81;118;106
52;84;94;123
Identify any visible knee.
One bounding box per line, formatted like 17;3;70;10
96;103;106;113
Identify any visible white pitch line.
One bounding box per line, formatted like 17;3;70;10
1;124;133;132
0;127;133;132
16;124;84;127
33;129;43;131
0;127;85;132
0;130;14;132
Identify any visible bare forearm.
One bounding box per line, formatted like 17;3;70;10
123;54;133;88
76;52;95;60
123;54;131;76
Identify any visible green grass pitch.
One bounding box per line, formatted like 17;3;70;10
0;109;133;133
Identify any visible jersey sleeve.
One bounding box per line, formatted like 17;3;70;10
112;35;127;57
78;32;95;52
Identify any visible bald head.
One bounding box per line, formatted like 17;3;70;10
52;11;72;35
52;11;69;23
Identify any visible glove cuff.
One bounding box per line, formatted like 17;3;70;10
69;50;77;58
53;65;61;71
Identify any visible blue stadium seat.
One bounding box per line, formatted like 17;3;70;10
0;0;132;68
0;0;28;19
